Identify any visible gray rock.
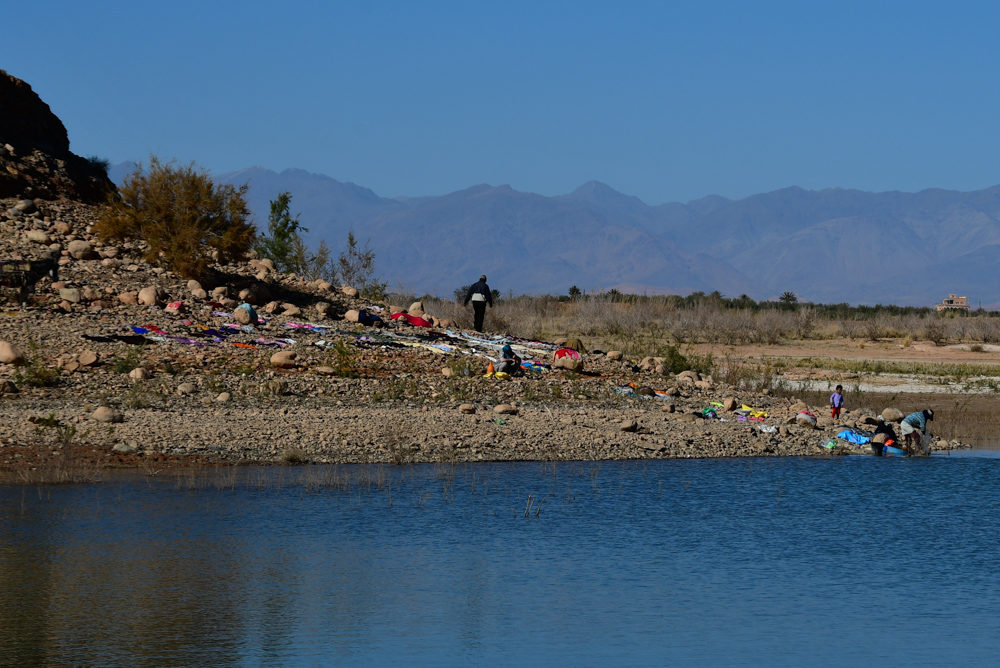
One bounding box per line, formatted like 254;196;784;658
620;419;639;432
177;382;196;395
26;229;49;244
67;239;95;260
459;403;476;414
58;287;81;303
0;341;24;365
215;392;231;403
14;199;37;214
113;443;136;454
265;379;288;395
493;404;518;415
882;408;904;422
92;406;123;423
138;286;160;306
270;351;297;368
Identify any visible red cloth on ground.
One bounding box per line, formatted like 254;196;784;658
553;347;582;360
391;312;433;327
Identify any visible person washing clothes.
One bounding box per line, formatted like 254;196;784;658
464;275;493;333
900;409;934;452
830;385;845;419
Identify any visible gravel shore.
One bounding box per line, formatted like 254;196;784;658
1;197;967;475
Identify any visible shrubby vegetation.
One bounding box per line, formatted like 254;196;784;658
95;157;255;279
338;230;387;300
256;191;335;281
384;287;1000;358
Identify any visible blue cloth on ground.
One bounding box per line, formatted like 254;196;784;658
837;429;870;445
357;309;383;326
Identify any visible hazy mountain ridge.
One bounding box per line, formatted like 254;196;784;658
108;163;1000;305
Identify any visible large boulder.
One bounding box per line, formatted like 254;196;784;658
408;301;424;316
59;287;81;303
137;286;160;306
26;229;49;244
882;408;904;422
66;240;95;260
552;355;584;372
91;406;123;423
0;341;24;365
270;351;298;368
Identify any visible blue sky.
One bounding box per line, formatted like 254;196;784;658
9;1;1000;203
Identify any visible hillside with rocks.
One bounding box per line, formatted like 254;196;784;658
204;167;1000;306
0;71;113;202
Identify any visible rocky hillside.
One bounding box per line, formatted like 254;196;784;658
0;70;113;202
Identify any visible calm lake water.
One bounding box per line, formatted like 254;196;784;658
3;453;1000;667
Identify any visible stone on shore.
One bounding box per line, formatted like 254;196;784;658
78;350;99;366
67;240;95;260
494;404;517;415
342;286;359;297
27;229;50;244
882;408;904;422
129;367;150;381
118;291;139;305
344;309;360;323
177;382;196;395
460;403;476;414
92;406;123;423
270;351;297;368
723;397;738;411
59;287;81;303
215;392;231;403
138;286;160;306
620;419;638;432
0;341;24;365
606;350;623;360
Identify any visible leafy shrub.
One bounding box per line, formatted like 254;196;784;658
95;156;255;279
339;230;386;298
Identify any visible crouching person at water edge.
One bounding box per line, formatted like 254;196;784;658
464;275;493;333
901;409;934;453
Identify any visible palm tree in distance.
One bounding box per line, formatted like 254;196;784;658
779;291;798;305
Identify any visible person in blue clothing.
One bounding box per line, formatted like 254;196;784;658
495;344;522;376
900;408;933;452
463;275;493;333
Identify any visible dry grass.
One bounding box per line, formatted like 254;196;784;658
413;295;1000;358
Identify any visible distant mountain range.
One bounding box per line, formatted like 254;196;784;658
108;163;1000;306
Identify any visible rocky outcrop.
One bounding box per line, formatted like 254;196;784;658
0;70;114;202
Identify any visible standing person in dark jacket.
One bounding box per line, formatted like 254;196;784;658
463;275;493;333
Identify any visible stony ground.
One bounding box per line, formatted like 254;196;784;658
0;197;968;478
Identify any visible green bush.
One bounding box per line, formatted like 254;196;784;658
95;156;255;279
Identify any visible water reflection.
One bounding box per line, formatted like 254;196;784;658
3;458;1000;666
